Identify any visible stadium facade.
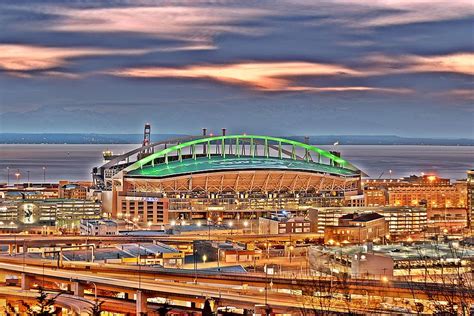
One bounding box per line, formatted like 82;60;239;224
94;134;363;225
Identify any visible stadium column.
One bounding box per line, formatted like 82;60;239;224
136;290;148;315
21;273;33;290
71;281;85;297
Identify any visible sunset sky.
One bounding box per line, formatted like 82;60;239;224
0;0;473;137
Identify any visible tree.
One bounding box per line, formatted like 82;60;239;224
22;286;62;316
202;299;214;316
90;299;104;316
156;300;172;316
404;241;474;315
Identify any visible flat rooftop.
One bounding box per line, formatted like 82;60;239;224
320;242;474;261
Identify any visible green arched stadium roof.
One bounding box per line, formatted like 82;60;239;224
127;156;360;178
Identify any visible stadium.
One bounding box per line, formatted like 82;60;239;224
94;129;363;225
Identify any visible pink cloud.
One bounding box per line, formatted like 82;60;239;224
108;61;411;93
0;44;149;72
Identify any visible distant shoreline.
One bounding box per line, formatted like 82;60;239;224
0;133;473;146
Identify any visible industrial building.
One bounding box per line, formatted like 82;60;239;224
94;129;363;226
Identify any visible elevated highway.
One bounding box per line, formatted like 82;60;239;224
0;233;320;249
0;259;469;307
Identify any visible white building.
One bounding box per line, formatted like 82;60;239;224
80;219;118;236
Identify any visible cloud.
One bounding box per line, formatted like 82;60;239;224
107;61;414;93
435;88;474;103
0;44;149;73
291;0;474;27
366;52;474;76
22;4;271;48
107;61;370;91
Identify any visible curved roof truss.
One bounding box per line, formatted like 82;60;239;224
123;135;361;174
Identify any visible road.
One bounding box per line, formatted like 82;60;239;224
0;286;95;315
0;232;319;248
0;261;393;314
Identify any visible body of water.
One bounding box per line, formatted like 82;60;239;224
0;144;473;183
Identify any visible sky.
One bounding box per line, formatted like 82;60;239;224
0;0;473;137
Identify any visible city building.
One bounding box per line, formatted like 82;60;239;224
94;133;363;226
364;188;388;207
468;169;474;231
80;219;118;236
258;211;311;235
0;183;59;200
0;199;101;231
427;208;468;232
194;240;259;264
309;242;474;278
324;212;388;244
344;194;365;207
59;181;91;199
364;175;467;211
388;183;466;210
310;206;427;236
363;174;468;230
351;252;394;279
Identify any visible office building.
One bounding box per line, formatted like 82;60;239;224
258;212;312;235
324;212;388;244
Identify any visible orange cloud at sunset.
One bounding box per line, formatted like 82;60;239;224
0;44;148;72
366;53;474;76
108;61;366;91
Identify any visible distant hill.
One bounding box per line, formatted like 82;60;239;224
0;133;473;146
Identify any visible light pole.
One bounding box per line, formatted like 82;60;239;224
207;217;211;240
228;221;234;235
15;169;20;184
42;166;46;183
289;245;294;263
137;244;141;290
6;167;10;186
88;281;97;301
26;170;30;187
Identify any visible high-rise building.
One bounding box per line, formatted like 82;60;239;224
467;169;474;231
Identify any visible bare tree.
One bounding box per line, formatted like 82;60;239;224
405;241;474;315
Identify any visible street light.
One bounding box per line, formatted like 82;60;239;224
87;281;97;301
202;254;207;265
228;221;233;235
243;220;249;234
42;166;46;183
14;169;20;184
6;167;10;186
289;245;295;263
